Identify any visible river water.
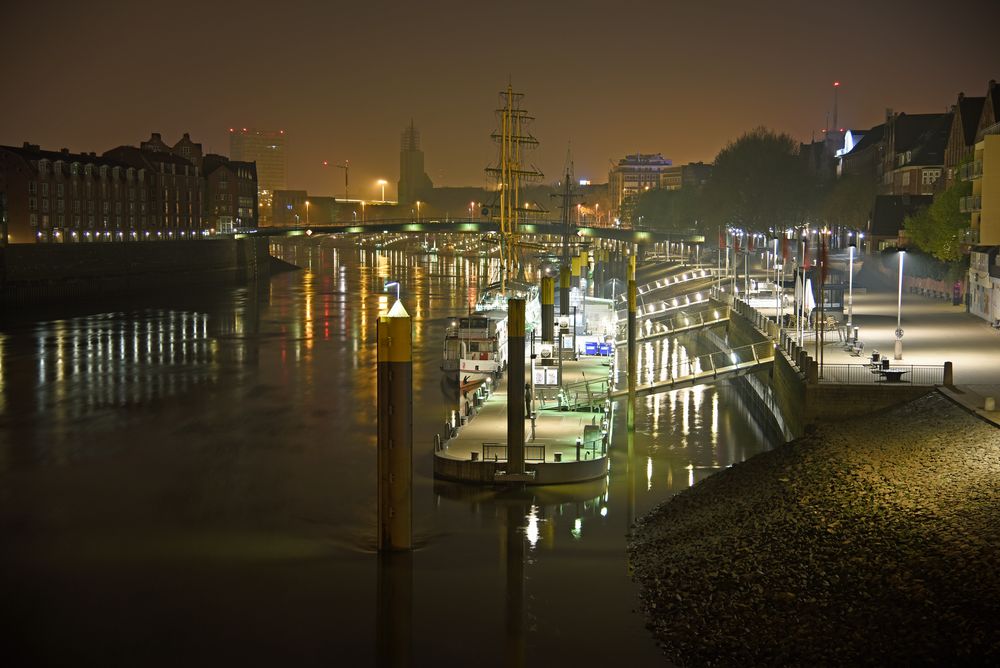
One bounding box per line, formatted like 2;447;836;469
0;238;781;667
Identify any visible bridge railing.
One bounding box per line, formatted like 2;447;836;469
637;268;714;295
616;304;730;342
552;376;611;411
627;340;775;389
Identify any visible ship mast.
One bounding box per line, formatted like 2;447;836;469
485;83;544;292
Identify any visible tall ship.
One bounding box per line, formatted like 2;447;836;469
442;83;544;387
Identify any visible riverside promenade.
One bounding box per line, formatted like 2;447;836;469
812;288;1000;423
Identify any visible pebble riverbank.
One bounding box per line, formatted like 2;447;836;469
628;391;1000;666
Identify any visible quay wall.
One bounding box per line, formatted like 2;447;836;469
0;238;272;303
727;301;934;430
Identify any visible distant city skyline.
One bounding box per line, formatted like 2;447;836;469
1;0;996;198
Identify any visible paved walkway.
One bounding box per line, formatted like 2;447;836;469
761;284;1000;423
766;288;999;384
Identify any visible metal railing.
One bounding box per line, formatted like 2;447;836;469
614;340;775;395
960;195;982;213
482;442;505;461
525;445;546;462
637;269;714;295
480;442;572;462
959;160;983;181
549;376;611;411
819;364;944;386
617;305;730;343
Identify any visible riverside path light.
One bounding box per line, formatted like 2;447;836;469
895;249;905;361
847;234;855;336
377;179;387;202
384;280;401;302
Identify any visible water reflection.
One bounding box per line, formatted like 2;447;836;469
0;238;783;666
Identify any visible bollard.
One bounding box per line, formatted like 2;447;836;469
559;266;571;316
985;397;996;412
377;299;412;551
507;298;526;474
943;361;953;387
377;552;413;668
807;359;819;384
627;255;637;432
541;276;554;343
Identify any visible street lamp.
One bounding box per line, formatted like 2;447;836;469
847;233;855;337
384;280;401;302
305;200;310;226
469;201;475;220
377;179;387;202
895;249;905;360
416;201;421;223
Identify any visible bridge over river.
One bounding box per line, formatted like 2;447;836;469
238;219;705;245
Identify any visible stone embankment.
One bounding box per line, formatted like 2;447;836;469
628;392;1000;666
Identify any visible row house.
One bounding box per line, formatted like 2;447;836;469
960;83;1000;246
942;93;986;188
879;111;950;196
839;125;885;182
103;145;205;237
0;133;258;243
1;144;147;243
203;154;258;234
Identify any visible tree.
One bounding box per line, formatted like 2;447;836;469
634;186;704;232
704;127;812;233
820;175;876;233
903;180;971;262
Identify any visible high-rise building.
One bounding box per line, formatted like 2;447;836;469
229;128;286;225
397;121;433;205
608;153;672;222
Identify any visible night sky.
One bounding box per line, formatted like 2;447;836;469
2;0;997;197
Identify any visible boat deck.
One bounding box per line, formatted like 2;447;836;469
434;354;614;485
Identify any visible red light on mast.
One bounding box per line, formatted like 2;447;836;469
322;160;329;166
834;81;841;87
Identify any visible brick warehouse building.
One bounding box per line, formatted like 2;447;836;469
0;133;257;244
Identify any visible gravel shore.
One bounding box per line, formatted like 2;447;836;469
628;392;1000;666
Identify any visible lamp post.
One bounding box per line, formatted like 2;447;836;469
469;201;475;220
305;200;310;226
895;249;905;360
416;201;421;223
847;235;855;336
377;180;387;203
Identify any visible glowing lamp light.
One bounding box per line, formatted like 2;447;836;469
834;81;840;87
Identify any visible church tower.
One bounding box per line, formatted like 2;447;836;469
397;121;433;205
